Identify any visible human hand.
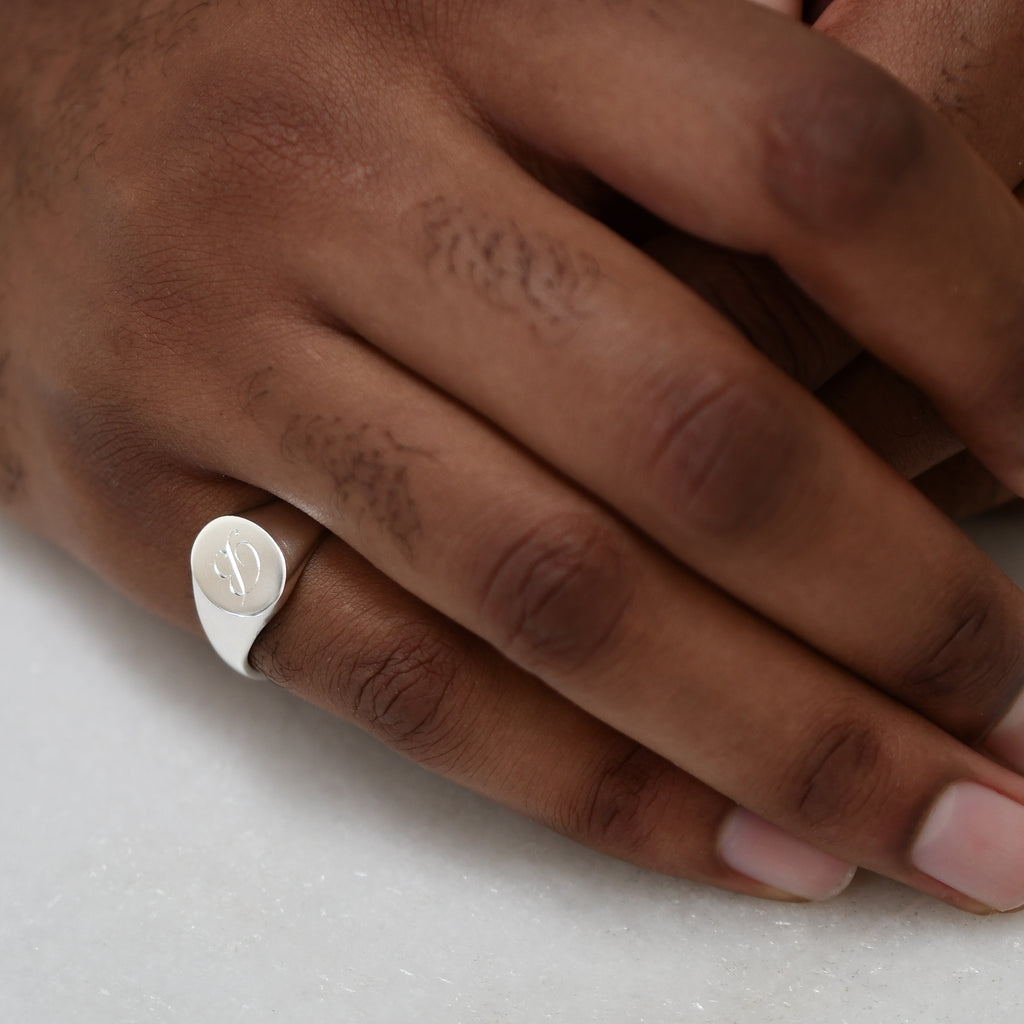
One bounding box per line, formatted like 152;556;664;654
6;0;1024;911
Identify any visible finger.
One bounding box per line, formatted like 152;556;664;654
642;237;1010;508
640;234;967;484
24;396;853;904
247;531;855;902
914;451;1017;522
639;3;1024;516
645;9;1024;479
817;357;961;477
641;237;974;480
814;357;1013;517
812;2;1024;506
642;233;860;391
645;44;1024;491
809;0;1024;489
445;0;1024;498
290;106;1024;754
818;358;1016;521
196;322;1024;912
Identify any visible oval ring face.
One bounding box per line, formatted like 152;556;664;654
191;516;286;617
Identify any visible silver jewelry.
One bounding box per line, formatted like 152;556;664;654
191;515;290;679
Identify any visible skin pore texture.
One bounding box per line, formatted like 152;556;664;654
3;0;1024;911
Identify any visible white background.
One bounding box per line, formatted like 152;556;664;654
4;510;1024;1023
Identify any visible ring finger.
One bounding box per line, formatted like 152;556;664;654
247;527;856;902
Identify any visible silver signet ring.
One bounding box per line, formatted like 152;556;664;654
191;510;320;679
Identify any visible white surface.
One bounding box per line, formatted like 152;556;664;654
4;511;1024;1023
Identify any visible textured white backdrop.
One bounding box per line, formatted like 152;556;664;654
4;509;1024;1023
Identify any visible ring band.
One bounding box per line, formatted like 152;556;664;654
191;507;321;678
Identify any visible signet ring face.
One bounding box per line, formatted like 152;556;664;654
191;515;289;679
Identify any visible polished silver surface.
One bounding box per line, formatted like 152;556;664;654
191;515;288;678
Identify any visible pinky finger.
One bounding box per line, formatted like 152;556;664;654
246;531;854;903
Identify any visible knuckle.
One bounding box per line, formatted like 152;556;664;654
785;719;888;834
895;589;1024;741
343;621;470;765
644;369;805;538
763;64;925;230
257;606;471;771
478;513;633;675
568;744;668;858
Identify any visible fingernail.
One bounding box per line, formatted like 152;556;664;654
911;781;1024;912
984;692;1024;773
718;808;856;901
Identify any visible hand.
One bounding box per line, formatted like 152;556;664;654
6;0;1024;911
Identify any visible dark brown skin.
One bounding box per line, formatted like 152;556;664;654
651;0;1024;519
3;0;1024;908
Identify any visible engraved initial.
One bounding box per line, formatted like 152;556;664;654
214;529;262;603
